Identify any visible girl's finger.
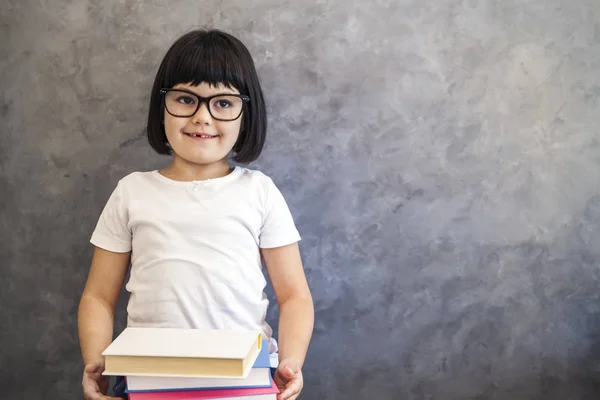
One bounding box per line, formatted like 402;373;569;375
279;382;301;400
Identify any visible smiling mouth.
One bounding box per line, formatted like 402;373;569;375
184;133;218;139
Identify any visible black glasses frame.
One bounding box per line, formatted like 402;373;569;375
159;88;250;121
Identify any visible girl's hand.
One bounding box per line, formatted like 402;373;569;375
82;362;121;400
273;359;303;400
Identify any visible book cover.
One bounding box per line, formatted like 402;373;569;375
102;327;261;378
126;340;272;393
127;379;279;400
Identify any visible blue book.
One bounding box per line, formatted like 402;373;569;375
125;340;272;393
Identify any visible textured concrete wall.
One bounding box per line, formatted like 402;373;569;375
2;0;600;399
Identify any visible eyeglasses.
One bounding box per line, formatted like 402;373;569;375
159;88;250;121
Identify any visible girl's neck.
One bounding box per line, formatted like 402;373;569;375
159;157;234;182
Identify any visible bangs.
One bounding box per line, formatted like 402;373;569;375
162;34;247;92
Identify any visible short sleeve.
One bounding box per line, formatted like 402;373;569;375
90;180;132;253
259;178;301;249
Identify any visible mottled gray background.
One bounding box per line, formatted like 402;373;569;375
2;0;600;399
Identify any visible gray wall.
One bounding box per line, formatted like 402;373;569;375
2;0;600;399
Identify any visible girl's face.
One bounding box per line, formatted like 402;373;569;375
163;82;243;168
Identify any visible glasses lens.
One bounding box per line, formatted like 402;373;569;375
164;90;199;117
209;95;244;121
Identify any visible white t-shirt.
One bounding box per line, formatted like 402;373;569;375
90;166;301;367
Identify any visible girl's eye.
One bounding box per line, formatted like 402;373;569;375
214;99;232;108
177;96;196;105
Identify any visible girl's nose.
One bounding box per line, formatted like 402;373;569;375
192;101;212;125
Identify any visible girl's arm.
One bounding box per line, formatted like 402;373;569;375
78;247;130;366
262;242;314;368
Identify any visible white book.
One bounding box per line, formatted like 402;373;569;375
101;327;262;379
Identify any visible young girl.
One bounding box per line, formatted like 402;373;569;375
77;29;314;400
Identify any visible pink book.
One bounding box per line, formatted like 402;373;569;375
127;379;279;400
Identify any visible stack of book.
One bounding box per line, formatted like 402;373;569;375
102;327;279;399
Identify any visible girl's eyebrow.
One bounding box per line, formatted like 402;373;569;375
174;85;239;96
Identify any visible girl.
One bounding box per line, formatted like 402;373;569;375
77;29;314;400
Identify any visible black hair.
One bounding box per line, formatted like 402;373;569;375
146;29;267;163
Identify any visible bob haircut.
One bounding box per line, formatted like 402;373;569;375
146;29;267;163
